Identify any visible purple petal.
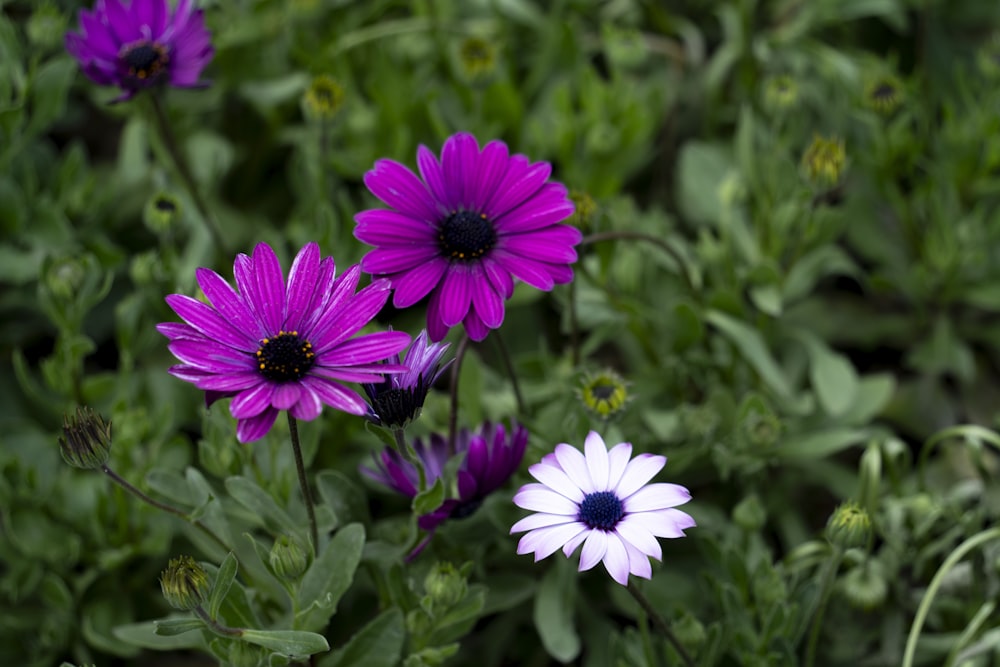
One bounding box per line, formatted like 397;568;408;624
299;257;338;335
438;265;474;328
625;509;696;538
196;268;263;340
304;377;367;415
528;462;585;503
584;431;610;491
251;243;286;334
360;247;437;275
494;183;576;234
614;453;668;499
615;519;662;560
156;322;200;340
624;540;653;580
391;259;449;309
510;512;575;534
512;484;579;515
230;382;276;419
484;156;551;219
602;532;631;585
193;372;262;392
481;257;515;299
272;383;302;411
233;253;269;333
310;281;392;354
237;408;279;443
472;140;511;210
462;307;490;342
578;529;608;571
166;294;256;352
470;272;505;329
622;483;692;512
490;251;557;291
425;284;450;342
517;523;588;561
168;339;254;371
103;0;135;44
136;0;168;36
561;529;589;557
441;132;480;210
416;144;452;209
284;243;321;333
553;444;595;494
289;381;323;420
606;442;633;492
364;159;442;221
354;210;439;245
499;225;581;263
317;330;411;366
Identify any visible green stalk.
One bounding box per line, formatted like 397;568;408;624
286;414;318;553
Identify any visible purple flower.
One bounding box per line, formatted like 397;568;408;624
354;132;581;342
66;0;214;101
362;330;451;430
362;422;528;532
157;242;410;443
510;431;695;586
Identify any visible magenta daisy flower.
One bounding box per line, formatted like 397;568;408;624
66;0;214;101
362;421;528;531
362;330;451;430
157;242;411;443
511;432;695;586
354;132;581;342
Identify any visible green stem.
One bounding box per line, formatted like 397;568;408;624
804;547;844;667
491;329;526;416
568;279;580;367
392;428;426;491
447;334;470;455
902;527;1000;667
287;414;318;553
193;604;243;637
101;465;232;556
581;231;696;294
148;92;226;250
626;580;696;667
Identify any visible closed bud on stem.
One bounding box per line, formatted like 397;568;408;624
578;369;630;421
840;558;888;609
269;535;308;580
160;555;209;610
801;135;847;186
423;562;468;610
59;407;112;469
303;75;344;121
144;192;182;234
825;501;872;549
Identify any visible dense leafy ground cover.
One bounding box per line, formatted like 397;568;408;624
4;1;1000;666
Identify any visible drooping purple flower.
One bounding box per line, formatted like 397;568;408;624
510;431;695;586
157;242;410;443
362;330;451;430
66;0;214;101
354;132;581;342
362;421;528;533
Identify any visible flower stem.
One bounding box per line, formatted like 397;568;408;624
100;465;232;555
626;581;696;667
568;279;580;366
193;604;243;637
392;427;425;491
804;546;844;667
287;414;318;553
581;231;696;293
447;334;470;455
148;92;226;251
491;329;526;416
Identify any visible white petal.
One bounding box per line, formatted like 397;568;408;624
529;462;585;502
510;512;577;534
626;508;696;538
562;529;589;558
602;531;631;586
606;442;633;491
622;483;691;512
616;518;662;560
517;523;587;561
584;431;610;490
614;453;667;499
578;530;608;571
554;444;595;493
513;484;580;515
623;539;652;580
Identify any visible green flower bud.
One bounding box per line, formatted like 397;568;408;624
160;555;210;610
865;75;903;115
129;251;163;287
59;407;112;470
670;612;706;649
45;257;85;301
269;535;308;580
825;501;872;550
742;410;781;449
732;493;766;532
26;4;67;50
801;135;847;186
457;36;498;84
424;562;468;610
144;192;182;234
568;190;597;230
303;75;344;121
578;369;630;421
840;559;888;610
762;74;799;112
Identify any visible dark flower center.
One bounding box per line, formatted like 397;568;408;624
255;331;315;383
120;40;169;85
449;498;483;520
578;491;624;531
154;197;177;212
871;83;896;100
368;384;426;429
591;382;616;400
439;211;496;261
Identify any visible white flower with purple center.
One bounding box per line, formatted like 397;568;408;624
511;431;694;586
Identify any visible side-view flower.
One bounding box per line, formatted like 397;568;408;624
362;329;451;430
355;132;581;342
511;431;695;586
66;0;214;101
158;242;410;442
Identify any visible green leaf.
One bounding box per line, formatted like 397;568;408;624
225;476;298;533
321;609;404;667
153;618;205;636
27;56;74;134
798;333;859;416
145;468;194;506
240;629;330;657
296;523;365;632
672;302;704;351
837;374;895;426
316;469;370;528
209;552;238;621
412;476;445;516
676;141;733;226
705;310;793;399
774;428;869;460
113;620;207;650
533;561;580;663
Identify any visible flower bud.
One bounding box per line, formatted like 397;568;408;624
423;562;468;610
160;555;210;610
26;4;67;50
143;192;182;234
303;75;344;121
762;74;798;112
45;257;85;301
825;501;872;550
568;190;597;230
269;535;308;580
457;36;497;84
732;493;766;532
671;612;707;649
59;407;112;470
801;135;847;186
840;559;888;610
865;75;903;115
578;370;630;421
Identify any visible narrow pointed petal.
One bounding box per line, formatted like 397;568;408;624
517;523;587;561
602;532;631;586
584;431;610;491
237;408;279;443
528;462;585;502
626;509;697;538
578;530;608;571
510;512;576;534
553;444;595;493
513;484;580;515
623;540;653;580
606;442;633;491
614;453;667;499
284;242;320;332
230;383;275;419
616;518;663;560
623;483;692;512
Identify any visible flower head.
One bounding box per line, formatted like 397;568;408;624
457;36;497;83
578;369;629;420
59;407;112;469
160;555;209;610
302;75;344;121
158;242;410;443
362;330;451;429
865;75;903;115
362;421;528;532
66;0;214;102
511;431;694;586
801;135;846;186
763;74;799;112
355;132;581;342
825;501;871;549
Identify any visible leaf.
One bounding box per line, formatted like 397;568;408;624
676;141;733;226
533;561;580;663
773;428;869;460
145;468;194;506
153;618;205;636
705;310;793;399
27;57;75;134
837;374;896;426
797;332;859;416
209;553;238;621
113;620;207;650
241;629;330;657
225;476;298;532
321;609;404;667
412;476;445;516
296;523;365;632
316;469;370;528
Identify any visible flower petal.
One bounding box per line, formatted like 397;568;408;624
528;462;585;503
584;431;610;491
441;132;480;210
439;265;474;328
354;210;438;245
484;156;550;219
303;377;367;415
510;512;576;534
165;294;256;352
625;508;696;538
470;272;505;329
614;454;668;499
624;540;652;580
553;444;595;494
517;522;588;561
364;159;441;221
499;225;581;263
578;529;608;571
391;259;449;308
196;267;262;340
310;281;392;353
251;243;286;334
606;442;633;491
561;529;590;557
271;383;301;411
290;380;323;420
602;532;631;586
284;242;321;332
616;518;662;560
417;144;452;209
512;484;580;515
318;330;411;366
622;483;692;513
237;408;279;443
230;382;276;419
